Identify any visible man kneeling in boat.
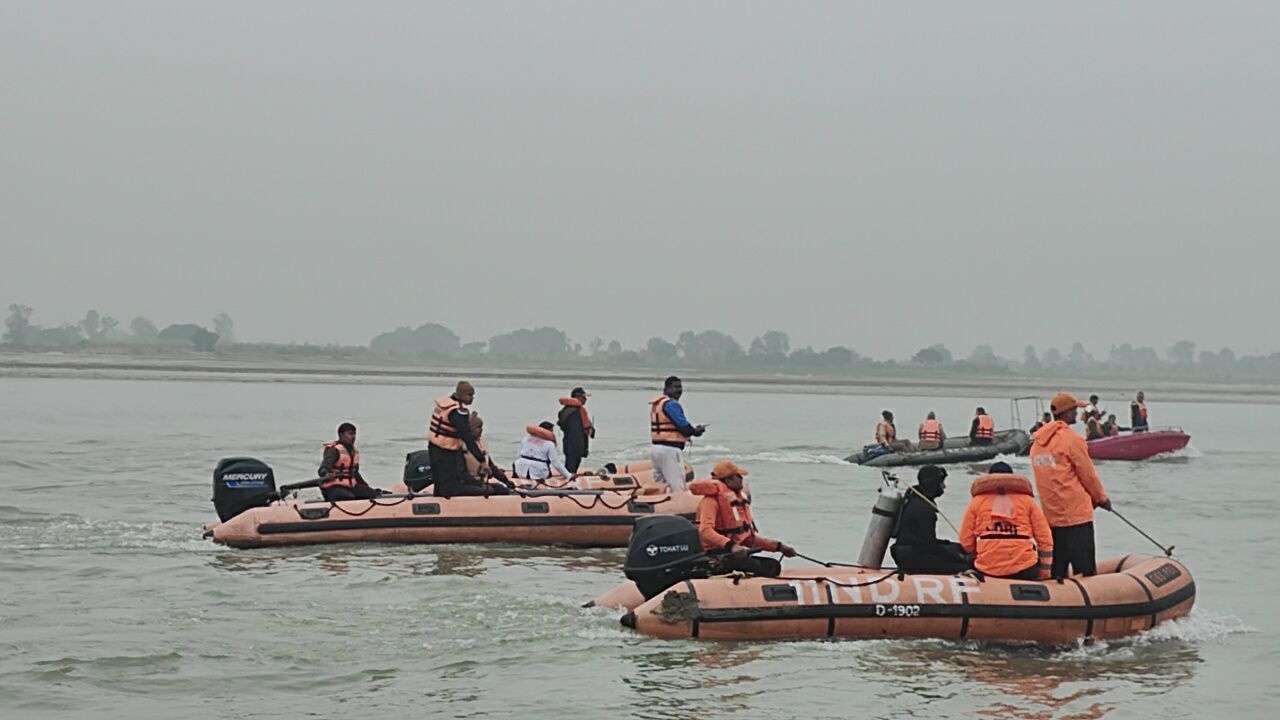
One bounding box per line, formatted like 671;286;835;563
958;462;1053;580
691;460;796;577
890;465;970;574
318;422;387;501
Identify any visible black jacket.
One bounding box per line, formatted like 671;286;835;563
557;405;590;460
893;490;943;546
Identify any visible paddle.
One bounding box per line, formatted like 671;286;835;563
1107;506;1175;557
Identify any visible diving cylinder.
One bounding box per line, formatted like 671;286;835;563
856;482;905;569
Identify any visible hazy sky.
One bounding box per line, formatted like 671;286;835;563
4;1;1278;358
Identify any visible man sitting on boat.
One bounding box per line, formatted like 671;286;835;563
890;465;971;574
958;462;1053;580
690;460;796;577
876;410;913;452
969;407;995;446
1101;414;1124;437
317;422;387;501
917;411;946;450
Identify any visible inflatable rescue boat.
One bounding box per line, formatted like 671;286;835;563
846;430;1031;467
205;457;698;549
608;554;1194;644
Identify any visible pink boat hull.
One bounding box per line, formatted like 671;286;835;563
1087;430;1190;461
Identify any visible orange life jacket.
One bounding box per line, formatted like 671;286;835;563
975;414;995;440
876;421;897;444
958;474;1053;578
1134;401;1148;422
919;419;942;443
320;441;360;489
650;395;686;447
526;424;555;442
689;479;778;552
428;395;465;450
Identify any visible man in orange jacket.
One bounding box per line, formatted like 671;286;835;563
1030;392;1112;579
959;462;1054;579
691;460;796;577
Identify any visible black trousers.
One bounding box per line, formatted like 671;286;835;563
710;552;783;577
426;444;511;497
563;450;583;474
321;483;382;502
891;541;971;574
1050;522;1097;578
994;563;1042;581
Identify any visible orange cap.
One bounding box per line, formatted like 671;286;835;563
711;459;750;480
1050;392;1087;416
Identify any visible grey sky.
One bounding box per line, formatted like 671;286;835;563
4;1;1278;357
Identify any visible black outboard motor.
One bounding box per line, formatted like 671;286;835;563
403;450;433;492
212;457;277;522
624;516;710;600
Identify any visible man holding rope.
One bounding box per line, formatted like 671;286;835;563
1030;392;1112;578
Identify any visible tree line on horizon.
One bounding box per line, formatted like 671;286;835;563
6;303;1280;378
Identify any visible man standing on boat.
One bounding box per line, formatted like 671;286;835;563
649;376;705;492
1030;392;1112;578
427;381;502;496
557;386;594;473
1130;391;1150;433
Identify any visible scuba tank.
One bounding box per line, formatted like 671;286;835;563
856;471;905;569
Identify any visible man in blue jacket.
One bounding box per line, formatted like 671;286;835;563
648;376;706;492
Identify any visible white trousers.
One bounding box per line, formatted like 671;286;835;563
649;444;687;492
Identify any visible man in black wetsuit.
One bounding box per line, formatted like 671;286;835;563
890;465;970;574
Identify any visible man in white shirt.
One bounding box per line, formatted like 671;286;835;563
513;422;574;482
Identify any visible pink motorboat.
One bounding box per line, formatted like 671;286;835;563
1087;428;1191;461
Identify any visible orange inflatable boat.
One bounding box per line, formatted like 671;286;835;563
205;456;698;549
612;554;1194;644
208;488;699;549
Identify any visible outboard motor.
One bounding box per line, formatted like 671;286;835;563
856;471;905;569
403;450;433;492
212;457;277;522
624;516;710;600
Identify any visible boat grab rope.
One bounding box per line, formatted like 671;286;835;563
774;570;900;589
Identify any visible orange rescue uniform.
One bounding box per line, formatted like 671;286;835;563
1029;420;1109;527
689;478;781;553
959;474;1054;578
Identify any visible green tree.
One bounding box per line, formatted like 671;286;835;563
130;316;159;340
4;304;34;344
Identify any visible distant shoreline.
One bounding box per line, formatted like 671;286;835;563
4;350;1278;404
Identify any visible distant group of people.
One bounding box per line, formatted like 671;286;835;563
1031;391;1151;441
874;407;997;453
892;392;1111;579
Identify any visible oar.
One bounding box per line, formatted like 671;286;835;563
1107;506;1174;557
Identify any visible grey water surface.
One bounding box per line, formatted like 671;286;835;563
2;375;1273;719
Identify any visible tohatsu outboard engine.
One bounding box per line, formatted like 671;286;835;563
403;450;433;492
212;457;278;522
857;471;905;569
624;516;711;599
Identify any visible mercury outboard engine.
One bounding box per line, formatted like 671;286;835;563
403;450;433;492
856;471;905;568
624;516;710;600
212;457;277;522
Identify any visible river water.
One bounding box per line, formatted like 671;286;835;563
2;373;1273;719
